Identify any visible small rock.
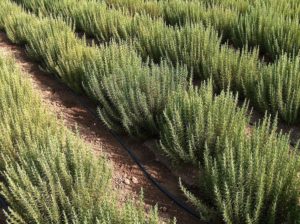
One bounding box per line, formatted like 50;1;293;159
161;206;167;212
131;177;138;184
144;204;151;212
124;178;130;185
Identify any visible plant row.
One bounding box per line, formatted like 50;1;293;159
2;1;300;223
0;53;162;222
106;0;298;19
12;0;300;124
102;0;300;21
100;0;300;60
201;0;300;19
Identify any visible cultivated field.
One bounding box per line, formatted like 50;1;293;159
0;0;299;223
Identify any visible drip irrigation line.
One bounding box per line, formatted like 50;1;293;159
109;129;201;220
75;89;299;221
0;176;8;211
0;82;297;221
74;90;202;220
0;80;202;220
0;196;7;210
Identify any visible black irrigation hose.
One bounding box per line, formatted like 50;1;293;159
109;129;201;220
0;195;7;211
80;91;299;221
0;80;297;223
0;175;8;214
0;87;297;222
0;77;297;222
0;79;202;220
75;91;202;221
0;31;201;220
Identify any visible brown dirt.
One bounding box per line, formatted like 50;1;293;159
0;32;201;224
245;104;300;147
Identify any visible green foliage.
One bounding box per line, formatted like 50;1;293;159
12;0;132;42
160;82;249;165
230;3;300;60
3;13;35;45
197;118;300;223
4;14;87;92
1;1;188;139
87;58;188;138
134;22;261;92
135;21;221;69
0;54;159;223
176;111;300;222
2;1;300;224
254;54;300;123
96;0;300;60
72;1;132;42
104;0;163;18
160;0;300;60
12;0;300;124
162;0;239;40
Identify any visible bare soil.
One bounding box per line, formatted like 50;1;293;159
245;104;300;147
0;32;201;224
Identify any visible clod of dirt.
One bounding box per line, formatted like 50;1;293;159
131;177;138;184
161;206;168;212
124;178;131;185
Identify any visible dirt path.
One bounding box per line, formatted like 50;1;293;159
0;32;201;224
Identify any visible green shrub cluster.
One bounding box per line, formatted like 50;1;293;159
1;1;189;139
87;58;188;138
1;1;300;223
160;82;249;165
163;1;300;60
12;0;300;124
0;55;160;223
181;118;300;223
103;0;163;18
159;82;300;222
97;0;300;60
